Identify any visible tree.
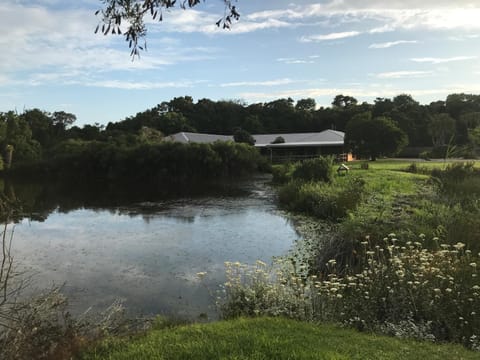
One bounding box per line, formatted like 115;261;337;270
295;98;316;112
469;126;480;155
345;112;408;160
271;136;285;144
0;112;42;164
332;95;358;108
96;0;240;57
429;113;456;147
233;128;255;145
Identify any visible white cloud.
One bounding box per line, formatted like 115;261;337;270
376;71;433;79
220;78;297;87
0;3;222;87
238;83;480;105
245;2;480;34
300;31;361;42
156;8;291;34
277;58;314;64
83;79;204;90
411;56;477;64
369;40;418;49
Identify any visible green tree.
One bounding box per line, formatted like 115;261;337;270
469;126;480;152
21;109;53;148
295;98;316;112
0;111;42;164
429;113;456;147
345;112;408;160
159;112;194;135
233;128;255;145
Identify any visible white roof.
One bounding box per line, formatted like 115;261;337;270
169;132;233;144
254;130;345;147
169;130;344;147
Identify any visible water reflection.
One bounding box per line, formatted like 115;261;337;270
4;176;300;319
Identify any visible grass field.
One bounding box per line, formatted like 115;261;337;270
80;317;478;360
347;158;480;171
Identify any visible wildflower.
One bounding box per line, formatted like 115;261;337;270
445;288;453;293
470;263;477;268
336;294;343;299
453;242;466;250
256;260;267;267
473;285;480;290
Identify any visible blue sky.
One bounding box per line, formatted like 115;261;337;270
1;0;480;126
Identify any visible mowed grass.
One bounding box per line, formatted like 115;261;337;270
347;159;480;172
80;317;478;360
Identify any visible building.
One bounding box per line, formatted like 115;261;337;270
169;130;350;162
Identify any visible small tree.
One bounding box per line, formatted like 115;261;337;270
233;128;255;146
271;136;285;144
345;112;408;160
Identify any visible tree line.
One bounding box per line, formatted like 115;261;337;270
1;93;480;169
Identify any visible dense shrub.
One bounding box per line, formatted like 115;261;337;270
271;163;294;184
292;156;334;183
278;176;365;220
9;141;266;185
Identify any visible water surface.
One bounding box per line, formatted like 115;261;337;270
9;177;299;318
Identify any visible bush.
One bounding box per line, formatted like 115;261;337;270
292;156;334;183
271;163;294;184
278;176;365;220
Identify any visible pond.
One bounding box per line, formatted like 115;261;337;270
6;176;300;319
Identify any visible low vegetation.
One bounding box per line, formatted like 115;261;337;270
80;317;478;360
214;159;480;351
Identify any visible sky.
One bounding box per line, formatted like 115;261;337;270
1;0;480;126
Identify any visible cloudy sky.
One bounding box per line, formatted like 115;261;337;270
1;0;480;126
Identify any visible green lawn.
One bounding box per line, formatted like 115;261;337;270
347;159;480;171
80;317;478;360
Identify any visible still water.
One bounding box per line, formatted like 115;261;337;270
8;176;300;318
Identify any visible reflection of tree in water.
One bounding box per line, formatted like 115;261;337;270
1;178;251;223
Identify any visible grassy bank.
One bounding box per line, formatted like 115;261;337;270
80;317;478;360
212;159;480;349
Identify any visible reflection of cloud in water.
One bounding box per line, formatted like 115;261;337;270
11;183;299;318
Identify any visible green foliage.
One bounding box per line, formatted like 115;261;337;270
12;141;265;185
345;112;408;160
233;128;255;145
271;163;295;184
292;156;334;183
278;176;365;220
271;136;285;144
79;317;478;360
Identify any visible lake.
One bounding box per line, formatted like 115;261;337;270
6;176;300;319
